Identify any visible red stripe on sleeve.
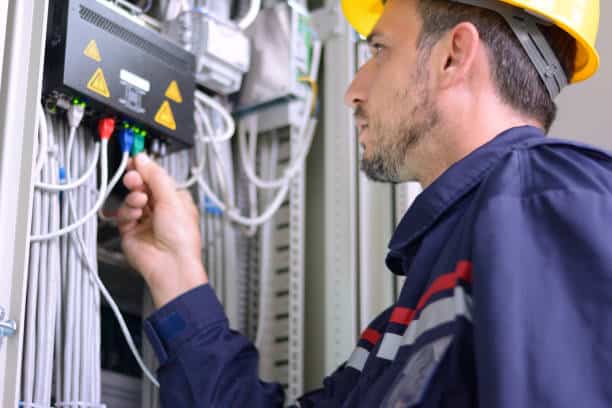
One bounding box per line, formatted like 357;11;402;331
361;328;382;345
389;306;414;325
416;261;473;310
455;260;473;282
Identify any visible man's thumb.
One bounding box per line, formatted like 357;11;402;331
134;153;176;201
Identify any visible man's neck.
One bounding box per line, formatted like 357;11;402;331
415;103;542;188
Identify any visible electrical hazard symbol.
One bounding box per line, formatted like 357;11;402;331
83;40;102;62
164;80;183;103
154;100;176;130
87;67;110;98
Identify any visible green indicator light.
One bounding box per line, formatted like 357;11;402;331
80;101;87;108
123;122;130;129
141;130;148;137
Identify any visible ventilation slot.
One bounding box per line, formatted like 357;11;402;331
79;5;191;71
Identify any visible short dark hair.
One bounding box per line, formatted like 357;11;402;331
415;0;577;132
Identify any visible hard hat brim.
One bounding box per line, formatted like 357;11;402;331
340;0;600;83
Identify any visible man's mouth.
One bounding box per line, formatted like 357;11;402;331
355;118;369;135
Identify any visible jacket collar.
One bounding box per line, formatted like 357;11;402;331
388;125;544;254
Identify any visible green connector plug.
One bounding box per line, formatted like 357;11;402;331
131;131;147;156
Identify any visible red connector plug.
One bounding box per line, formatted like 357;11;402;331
98;117;116;140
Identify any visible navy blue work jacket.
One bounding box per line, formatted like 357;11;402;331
144;126;612;407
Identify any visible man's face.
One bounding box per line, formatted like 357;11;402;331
345;0;439;183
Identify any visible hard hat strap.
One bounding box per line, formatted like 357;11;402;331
450;0;568;99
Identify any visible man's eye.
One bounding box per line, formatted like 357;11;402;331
371;43;385;57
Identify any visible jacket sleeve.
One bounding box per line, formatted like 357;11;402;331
472;189;612;408
144;284;365;407
144;284;285;407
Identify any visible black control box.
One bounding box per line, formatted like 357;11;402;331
44;0;196;151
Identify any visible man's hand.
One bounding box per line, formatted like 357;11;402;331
117;153;208;308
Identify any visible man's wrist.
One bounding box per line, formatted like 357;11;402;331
147;258;208;309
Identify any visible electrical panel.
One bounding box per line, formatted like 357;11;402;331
163;10;250;95
238;1;314;112
43;0;196;151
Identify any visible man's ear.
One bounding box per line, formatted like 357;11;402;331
431;22;481;90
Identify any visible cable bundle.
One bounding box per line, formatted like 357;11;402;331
22;104;158;408
53;117;103;408
21;106;62;407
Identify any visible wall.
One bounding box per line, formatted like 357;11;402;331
551;2;612;149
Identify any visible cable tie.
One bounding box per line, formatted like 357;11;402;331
203;196;223;216
47;143;59;158
18;402;52;408
59;167;66;184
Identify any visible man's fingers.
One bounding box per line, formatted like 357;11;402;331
133;153;177;202
178;190;199;219
126;157;135;171
116;205;143;225
125;191;148;209
123;170;145;191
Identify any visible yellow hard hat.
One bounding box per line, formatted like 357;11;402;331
340;0;600;83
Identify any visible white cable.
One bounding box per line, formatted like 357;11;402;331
199;118;316;227
35;142;100;191
106;152;130;198
30;140;109;242
63;141;160;389
237;0;260;30
194;91;235;143
176;110;208;189
236;40;322;190
34;103;48;176
198;168;288;227
237;108;313;190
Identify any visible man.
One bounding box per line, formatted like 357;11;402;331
118;0;610;406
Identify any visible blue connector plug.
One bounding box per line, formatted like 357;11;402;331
119;125;135;154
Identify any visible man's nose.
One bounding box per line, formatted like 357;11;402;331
344;63;371;109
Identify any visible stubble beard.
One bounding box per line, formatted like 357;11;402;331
360;85;439;184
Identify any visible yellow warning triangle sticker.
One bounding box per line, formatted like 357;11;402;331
164;80;183;103
155;100;177;130
87;67;110;98
83;39;102;62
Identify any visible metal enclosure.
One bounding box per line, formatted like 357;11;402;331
44;0;195;149
0;1;49;406
238;1;312;111
163;10;250;95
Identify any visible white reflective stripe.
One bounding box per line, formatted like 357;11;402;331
454;284;473;320
346;347;370;371
401;286;473;347
376;333;403;361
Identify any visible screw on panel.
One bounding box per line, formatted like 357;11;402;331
0;306;17;350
